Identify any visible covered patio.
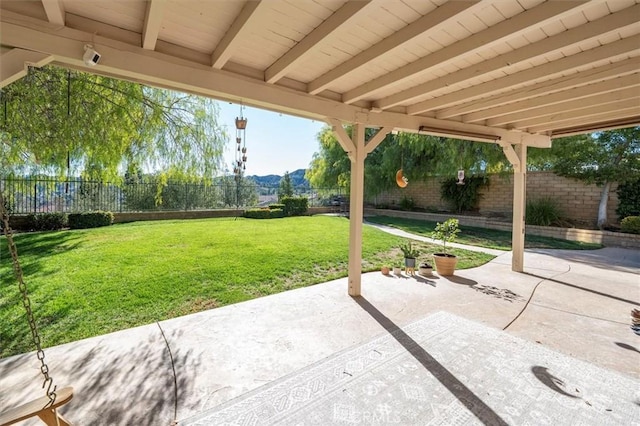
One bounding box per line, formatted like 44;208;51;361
1;0;639;424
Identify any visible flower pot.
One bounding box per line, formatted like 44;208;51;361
381;266;390;275
433;253;457;276
393;267;402;275
404;257;416;268
418;263;433;277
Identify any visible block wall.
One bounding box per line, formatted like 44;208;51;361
369;171;620;226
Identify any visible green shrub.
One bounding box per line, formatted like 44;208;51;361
399;196;415;211
270;208;284;218
440;176;488;213
268;203;285;210
621;216;640;234
616;178;640;220
281;196;308;217
526;198;563;226
244;209;271;219
25;213;68;231
68;211;114;229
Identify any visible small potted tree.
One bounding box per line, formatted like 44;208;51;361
399;242;419;275
431;218;460;276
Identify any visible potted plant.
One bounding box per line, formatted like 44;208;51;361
418;262;433;277
431;218;460;276
399;242;419;274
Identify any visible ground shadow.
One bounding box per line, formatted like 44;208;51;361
614;342;640;353
0;322;200;426
353;296;508;426
472;285;523;303
527;248;640;273
523;272;639;305
531;366;579;398
413;274;437;286
446;275;478;286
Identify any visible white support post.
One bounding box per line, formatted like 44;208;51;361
511;144;527;272
347;123;366;296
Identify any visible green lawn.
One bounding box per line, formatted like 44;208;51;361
1;216;493;357
366;215;603;250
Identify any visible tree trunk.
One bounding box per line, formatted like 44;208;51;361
597;181;611;229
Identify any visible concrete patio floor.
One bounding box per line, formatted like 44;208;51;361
0;245;638;425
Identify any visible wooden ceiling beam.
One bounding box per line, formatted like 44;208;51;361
443;57;640;119
142;0;166;50
377;3;639;111
307;1;478;95
407;35;640;115
485;76;640;126
40;0;65;26
211;0;265;69
1;48;54;88
343;0;587;104
521;100;640;133
265;1;371;84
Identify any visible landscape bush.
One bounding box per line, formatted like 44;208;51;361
616;178;640;220
620;216;640;234
68;211;114;229
399;196;416;211
281;196;308;216
268;203;285;211
526;198;563;226
25;213;68;231
440;176;488;213
244;209;271;219
270;208;284;218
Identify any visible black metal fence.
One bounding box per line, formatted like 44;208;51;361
1;177;343;214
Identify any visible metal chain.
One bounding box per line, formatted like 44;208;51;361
0;190;57;406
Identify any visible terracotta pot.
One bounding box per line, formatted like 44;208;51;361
433;253;457;276
381;266;390;275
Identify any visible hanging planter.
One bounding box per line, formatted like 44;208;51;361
235;118;247;129
395;169;408;188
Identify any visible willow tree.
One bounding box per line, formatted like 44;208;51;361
0;66;226;181
306;125;514;197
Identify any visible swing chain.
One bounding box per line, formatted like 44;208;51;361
0;191;57;406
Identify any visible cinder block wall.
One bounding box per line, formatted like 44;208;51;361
369;171;620;226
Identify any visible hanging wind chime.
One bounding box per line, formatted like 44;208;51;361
457;168;465;185
396;134;408;188
233;105;248;181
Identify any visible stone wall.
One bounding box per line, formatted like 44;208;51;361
369;171;620;227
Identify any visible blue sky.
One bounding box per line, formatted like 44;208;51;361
217;102;326;176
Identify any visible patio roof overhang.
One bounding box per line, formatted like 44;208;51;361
1;0;639;294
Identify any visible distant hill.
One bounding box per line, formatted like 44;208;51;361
248;169;309;188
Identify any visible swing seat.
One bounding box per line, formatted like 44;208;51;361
0;387;73;426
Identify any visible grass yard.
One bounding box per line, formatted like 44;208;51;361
1;215;493;357
366;215;603;250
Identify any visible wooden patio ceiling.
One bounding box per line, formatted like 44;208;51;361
1;0;639;145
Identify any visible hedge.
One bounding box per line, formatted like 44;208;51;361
68;211;114;229
268;203;285;210
281;196;308;217
621;216;640;234
244;209;272;219
25;213;68;231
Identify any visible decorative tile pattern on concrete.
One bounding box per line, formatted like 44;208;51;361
183;312;639;425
